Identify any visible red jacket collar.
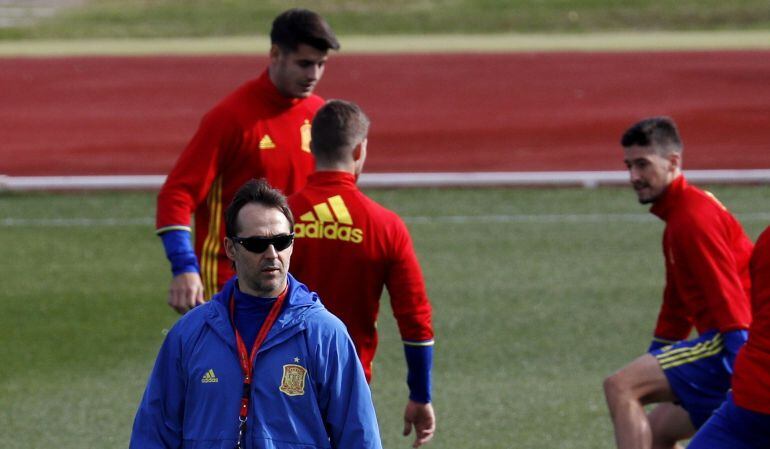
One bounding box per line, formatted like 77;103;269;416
650;175;687;220
306;171;358;190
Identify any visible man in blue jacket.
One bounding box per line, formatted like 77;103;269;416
130;178;382;449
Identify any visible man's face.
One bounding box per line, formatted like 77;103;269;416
224;203;293;297
623;145;680;204
269;43;328;98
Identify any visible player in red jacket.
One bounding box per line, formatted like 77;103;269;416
155;9;339;313
603;117;753;449
288;100;436;448
688;225;770;448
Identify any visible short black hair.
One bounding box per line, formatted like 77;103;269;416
225;179;294;238
311;99;370;164
270;8;340;53
621;116;683;155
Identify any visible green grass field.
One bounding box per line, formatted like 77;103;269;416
1;0;769;40
1;2;767;448
1;186;768;448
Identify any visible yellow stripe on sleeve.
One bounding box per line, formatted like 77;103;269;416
201;176;223;300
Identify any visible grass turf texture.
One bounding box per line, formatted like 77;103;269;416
0;0;769;40
1;186;769;448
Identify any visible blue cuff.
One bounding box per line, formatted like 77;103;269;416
404;344;433;403
159;229;199;276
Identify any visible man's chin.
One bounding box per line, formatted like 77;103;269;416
636;192;659;204
254;276;286;297
294;87;314;98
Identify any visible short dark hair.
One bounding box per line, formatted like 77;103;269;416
225;179;294;237
270;8;340;53
311;100;370;164
621;116;683;156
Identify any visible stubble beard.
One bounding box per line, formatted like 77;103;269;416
257;270;286;297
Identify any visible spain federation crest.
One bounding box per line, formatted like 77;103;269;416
300;119;312;153
279;364;307;396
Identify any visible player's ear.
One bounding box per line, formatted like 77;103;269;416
353;139;367;162
668;151;682;171
224;237;237;261
269;44;282;64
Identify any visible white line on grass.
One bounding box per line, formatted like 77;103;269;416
402;212;770;224
3;213;770;227
0;217;155;226
403;213;659;224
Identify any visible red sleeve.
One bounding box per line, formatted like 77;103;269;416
671;216;751;332
156;109;238;232
732;226;770;413
654;262;693;341
384;217;434;343
751;227;770;322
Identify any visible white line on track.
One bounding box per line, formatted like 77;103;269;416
1;31;769;56
3;213;770;227
3;169;770;191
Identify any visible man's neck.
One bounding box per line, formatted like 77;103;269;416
315;163;355;174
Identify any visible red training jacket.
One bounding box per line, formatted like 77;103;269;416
650;176;752;340
732;225;770;414
156;70;322;297
288;172;434;381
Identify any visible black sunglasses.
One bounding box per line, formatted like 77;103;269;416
230;233;294;253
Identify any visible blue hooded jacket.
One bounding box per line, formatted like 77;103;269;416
130;275;382;449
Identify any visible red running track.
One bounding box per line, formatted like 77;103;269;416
1;51;769;176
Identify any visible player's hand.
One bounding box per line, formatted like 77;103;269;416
168;272;205;314
403;400;435;448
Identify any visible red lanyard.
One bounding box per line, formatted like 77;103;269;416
228;286;288;449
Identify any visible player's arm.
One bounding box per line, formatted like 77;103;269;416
384;219;435;447
673;219;752;368
402;344;435;448
158;228;204;314
649;278;690;351
650;252;693;351
156;109;234;313
674;219;751;331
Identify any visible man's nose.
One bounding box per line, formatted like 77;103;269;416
307;64;321;80
263;244;279;258
628;167;641;182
